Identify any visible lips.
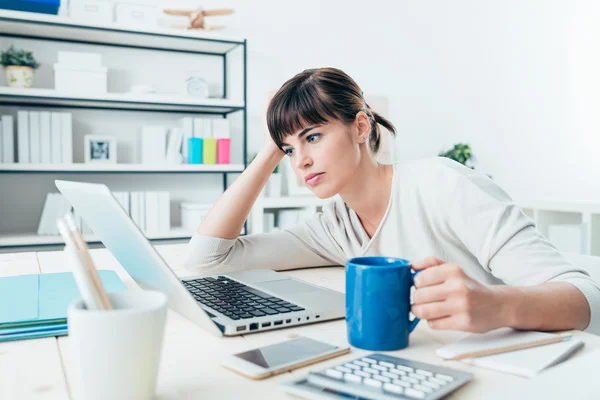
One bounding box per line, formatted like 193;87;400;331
304;172;324;182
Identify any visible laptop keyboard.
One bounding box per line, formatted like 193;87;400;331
182;276;305;320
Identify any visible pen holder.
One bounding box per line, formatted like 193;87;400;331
67;290;168;400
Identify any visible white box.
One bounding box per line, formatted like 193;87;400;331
114;2;159;27
69;0;114;24
180;203;212;231
54;64;108;94
58;51;103;68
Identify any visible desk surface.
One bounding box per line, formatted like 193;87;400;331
1;244;599;400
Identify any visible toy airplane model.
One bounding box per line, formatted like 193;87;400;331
163;7;235;30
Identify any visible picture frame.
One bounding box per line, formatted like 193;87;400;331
84;135;117;163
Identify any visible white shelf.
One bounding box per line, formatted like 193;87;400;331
0;87;244;113
0;163;245;173
0;228;194;247
0;9;244;54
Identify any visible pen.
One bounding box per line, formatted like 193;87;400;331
447;333;572;360
57;217;106;310
63;213;113;310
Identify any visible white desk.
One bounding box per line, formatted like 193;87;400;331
1;244;599;400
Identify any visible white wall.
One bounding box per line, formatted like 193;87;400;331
2;0;599;214
172;0;600;203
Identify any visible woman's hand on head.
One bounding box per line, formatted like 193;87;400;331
411;257;509;333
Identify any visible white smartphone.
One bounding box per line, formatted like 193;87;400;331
221;336;350;380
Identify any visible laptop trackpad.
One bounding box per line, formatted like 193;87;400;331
254;279;319;296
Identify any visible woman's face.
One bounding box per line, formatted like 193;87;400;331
281;119;364;199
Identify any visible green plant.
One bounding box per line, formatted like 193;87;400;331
0;45;40;69
439;143;474;168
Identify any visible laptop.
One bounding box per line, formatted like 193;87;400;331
55;180;345;336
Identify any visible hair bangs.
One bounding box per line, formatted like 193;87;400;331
268;81;341;150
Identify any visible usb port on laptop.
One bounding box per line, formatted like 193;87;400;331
262;322;271;327
274;320;283;326
236;325;246;332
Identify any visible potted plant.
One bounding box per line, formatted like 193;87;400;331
439;143;474;169
1;45;40;89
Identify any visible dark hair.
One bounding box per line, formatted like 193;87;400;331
267;67;396;154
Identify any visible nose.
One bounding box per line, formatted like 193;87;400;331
294;148;313;171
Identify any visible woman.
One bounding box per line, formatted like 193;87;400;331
184;67;599;335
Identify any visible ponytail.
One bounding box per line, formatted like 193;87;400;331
364;105;396;154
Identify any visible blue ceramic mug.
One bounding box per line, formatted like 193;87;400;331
346;256;421;351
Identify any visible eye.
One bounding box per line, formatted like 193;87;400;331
306;133;320;143
284;148;294;157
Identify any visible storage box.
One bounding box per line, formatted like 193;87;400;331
180;203;212;231
69;0;114;24
57;51;103;68
1;0;60;15
54;64;108;94
114;2;159;27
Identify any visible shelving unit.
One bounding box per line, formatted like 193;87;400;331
248;196;330;235
0;163;245;173
518;200;600;256
0;10;247;251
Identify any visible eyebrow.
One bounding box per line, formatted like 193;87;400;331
281;125;318;147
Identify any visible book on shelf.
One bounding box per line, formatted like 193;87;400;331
1;115;14;163
37;193;72;235
14;110;73;164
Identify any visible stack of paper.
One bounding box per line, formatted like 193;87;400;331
436;328;584;378
0;271;126;342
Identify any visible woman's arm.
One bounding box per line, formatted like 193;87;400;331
412;158;600;334
196;147;282;239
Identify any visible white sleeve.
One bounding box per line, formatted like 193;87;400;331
436;158;600;335
182;213;345;276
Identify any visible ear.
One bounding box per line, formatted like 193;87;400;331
355;111;371;143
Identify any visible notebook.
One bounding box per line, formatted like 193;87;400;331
486;349;600;399
436;328;584;378
0;270;126;342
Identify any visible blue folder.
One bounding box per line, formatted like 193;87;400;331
0;270;126;341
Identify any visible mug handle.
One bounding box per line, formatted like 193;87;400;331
408;270;422;333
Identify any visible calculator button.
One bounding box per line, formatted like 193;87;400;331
401;376;419;384
414;384;433;393
373;375;391;383
428;377;448;385
364;378;383;388
416;369;434;377
354;360;369;367
395;365;414;373
325;369;343;379
335;366;352;374
409;372;427;380
405;387;426;399
345;363;360;370
421;380;441;390
382;371;399;380
379;361;395;369
390;368;407;376
435;373;455;382
363;367;379;375
392;379;411;388
362;357;377;364
372;365;387;372
344;373;362;384
383;383;404;395
354;370;371;378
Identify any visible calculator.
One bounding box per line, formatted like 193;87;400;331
282;353;473;399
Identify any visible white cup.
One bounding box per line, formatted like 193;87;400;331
68;291;168;400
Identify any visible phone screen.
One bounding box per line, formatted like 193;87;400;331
234;337;340;368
